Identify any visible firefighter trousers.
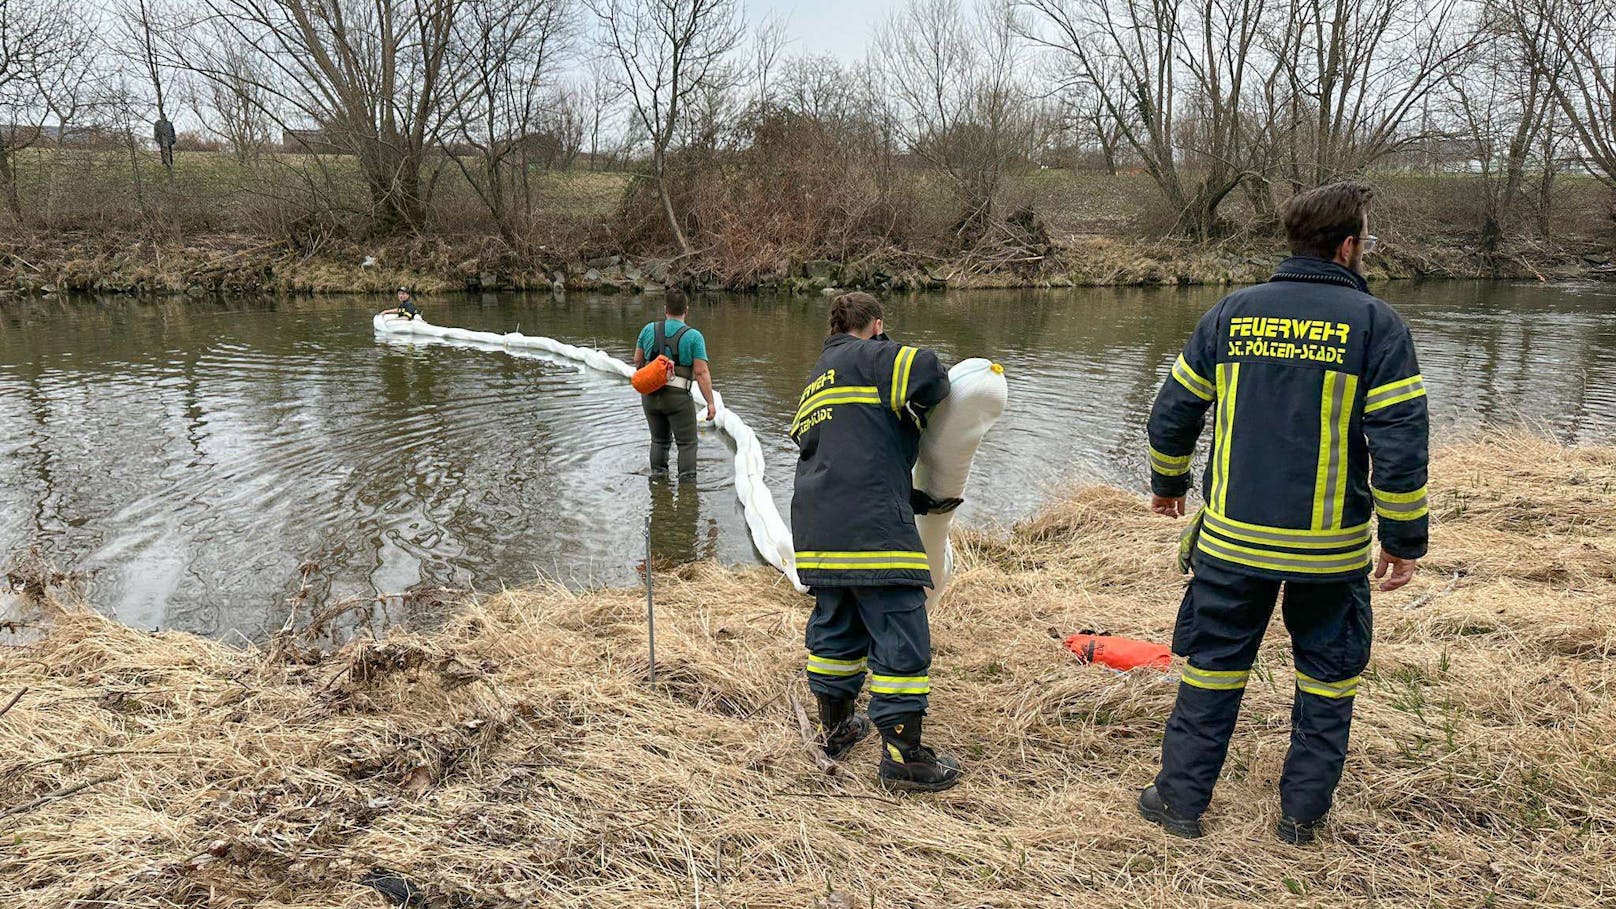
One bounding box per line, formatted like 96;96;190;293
804;585;931;728
1156;557;1372;823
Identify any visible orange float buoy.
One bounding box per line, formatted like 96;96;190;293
632;355;676;394
1064;631;1173;671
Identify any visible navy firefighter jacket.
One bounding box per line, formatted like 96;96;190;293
1148;256;1430;582
790;333;951;589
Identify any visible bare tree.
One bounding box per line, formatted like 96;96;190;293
588;0;743;256
1513;0;1616;200
748;11;788;111
1018;0;1270;238
579;55;627;170
880;0;1034;243
188;31;276;164
440;0;573;244
1054;66;1129;173
119;0;176;176
0;0;96;220
1445;4;1555;267
1269;0;1473;188
186;0;467;232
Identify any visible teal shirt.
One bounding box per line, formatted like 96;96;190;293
637;319;708;365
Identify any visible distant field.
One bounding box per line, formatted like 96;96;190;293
1;147;1609;262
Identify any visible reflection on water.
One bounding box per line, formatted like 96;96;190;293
1;281;1613;637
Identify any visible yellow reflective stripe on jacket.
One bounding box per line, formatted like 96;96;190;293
1198;533;1372;575
795;550;930;571
1211;363;1241;513
806;653;868;677
1373;484;1430;520
1203;509;1371;551
1172;354;1214;401
1182;665;1250;691
795;384;880;420
890;346;918;413
1312;370;1358;530
869;673;930;695
1364;374;1426;413
792;385;881;428
1149;445;1193;476
1296;671;1360;699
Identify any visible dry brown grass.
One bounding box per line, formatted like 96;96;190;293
2;435;1613;908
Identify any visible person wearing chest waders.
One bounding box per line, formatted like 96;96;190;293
790;292;962;792
1140;181;1429;845
380;287;420;320
633;288;715;479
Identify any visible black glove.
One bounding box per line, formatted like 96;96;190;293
911;489;964;515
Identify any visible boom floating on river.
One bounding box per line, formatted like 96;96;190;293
373;313;1007;599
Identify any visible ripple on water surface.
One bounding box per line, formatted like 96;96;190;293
1;283;1612;636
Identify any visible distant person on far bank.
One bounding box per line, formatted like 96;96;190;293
381;287;420;320
155;116;177;169
633;287;715;479
1139;180;1429;845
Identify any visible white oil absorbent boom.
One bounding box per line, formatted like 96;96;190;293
374;314;1006;602
911;358;1008;605
374;313;801;589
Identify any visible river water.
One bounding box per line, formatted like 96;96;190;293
2;281;1613;637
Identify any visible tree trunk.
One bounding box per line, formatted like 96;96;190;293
1479;213;1502;277
654;146;692;257
1243;180;1278;234
359;139;427;233
0;146;22;221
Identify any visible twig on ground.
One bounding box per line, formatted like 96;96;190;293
773;790;900;806
7;748;180;776
0;774;118;821
0;687;24;718
1407;572;1464;609
788;692;838;776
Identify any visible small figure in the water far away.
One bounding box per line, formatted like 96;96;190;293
380;287;420;320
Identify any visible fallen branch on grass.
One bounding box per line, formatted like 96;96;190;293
788;691;838;775
0;687;23;718
0;774;118;822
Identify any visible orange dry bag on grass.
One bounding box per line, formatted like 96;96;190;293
633;355;675;394
1064;630;1173;672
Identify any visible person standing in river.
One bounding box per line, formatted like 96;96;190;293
1140;181;1430;844
790;292;962;792
633;287;716;480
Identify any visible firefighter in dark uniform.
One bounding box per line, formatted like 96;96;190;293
1140;181;1429;844
790;292;960;792
381;287;420;320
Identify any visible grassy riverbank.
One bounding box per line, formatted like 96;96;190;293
2;435;1613;907
1;155;1612;296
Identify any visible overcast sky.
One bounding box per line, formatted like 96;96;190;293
742;0;883;61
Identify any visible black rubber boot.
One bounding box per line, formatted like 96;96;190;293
814;694;872;761
1275;814;1325;846
876;713;961;792
1137;785;1204;838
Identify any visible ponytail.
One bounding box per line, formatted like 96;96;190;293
829;292;883;336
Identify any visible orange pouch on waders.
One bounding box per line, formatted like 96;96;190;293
633;356;675;394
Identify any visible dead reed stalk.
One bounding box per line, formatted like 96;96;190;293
1;435;1611;907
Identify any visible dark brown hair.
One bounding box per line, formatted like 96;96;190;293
664;286;689;317
829;292;883;335
1281;181;1376;259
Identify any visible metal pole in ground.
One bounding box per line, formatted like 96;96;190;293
644;511;656;684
